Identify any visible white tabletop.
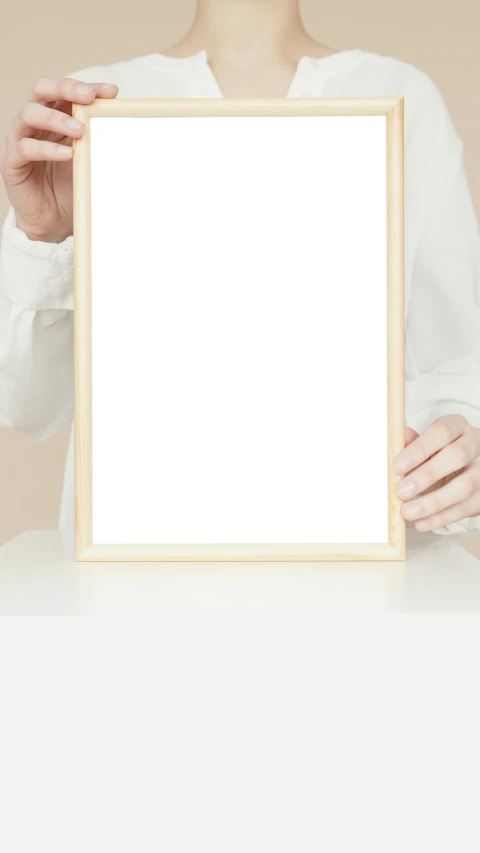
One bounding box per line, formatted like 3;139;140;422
0;527;479;615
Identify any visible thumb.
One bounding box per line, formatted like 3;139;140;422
405;426;419;446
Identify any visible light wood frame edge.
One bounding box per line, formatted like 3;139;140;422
78;543;404;563
73;97;405;563
73;103;92;560
386;99;406;561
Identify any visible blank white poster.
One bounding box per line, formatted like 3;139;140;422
89;114;387;544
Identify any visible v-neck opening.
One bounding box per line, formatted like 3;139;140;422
200;51;313;100
137;48;367;98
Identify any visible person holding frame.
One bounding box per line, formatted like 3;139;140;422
0;0;479;539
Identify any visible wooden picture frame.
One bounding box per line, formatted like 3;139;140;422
73;97;405;562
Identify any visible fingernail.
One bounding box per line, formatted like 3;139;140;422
415;520;430;532
65;117;83;131
402;502;423;520
56;145;72;157
397;479;416;499
394;454;412;474
100;82;116;91
76;85;94;97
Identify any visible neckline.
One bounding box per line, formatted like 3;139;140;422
148;47;363;68
137;48;366;98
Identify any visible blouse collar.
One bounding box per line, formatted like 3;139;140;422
136;48;369;98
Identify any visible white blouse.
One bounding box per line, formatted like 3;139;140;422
1;48;480;537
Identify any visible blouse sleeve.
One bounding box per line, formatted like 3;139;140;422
0;66;93;439
405;116;480;535
0;204;74;439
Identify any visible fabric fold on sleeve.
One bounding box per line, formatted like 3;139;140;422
0;205;74;311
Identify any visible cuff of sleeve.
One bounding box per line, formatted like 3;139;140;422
433;516;480;536
0;205;74;310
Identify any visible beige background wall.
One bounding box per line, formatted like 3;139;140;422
1;0;479;548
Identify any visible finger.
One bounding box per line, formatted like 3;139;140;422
401;460;480;521
414;498;480;532
41;81;118;122
7;102;85;147
397;432;478;500
7;137;72;170
412;486;480;532
393;415;468;475
83;82;119;99
393;428;417;474
30;76;118;106
405;427;419;447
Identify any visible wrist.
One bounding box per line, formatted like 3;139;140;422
14;214;72;244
